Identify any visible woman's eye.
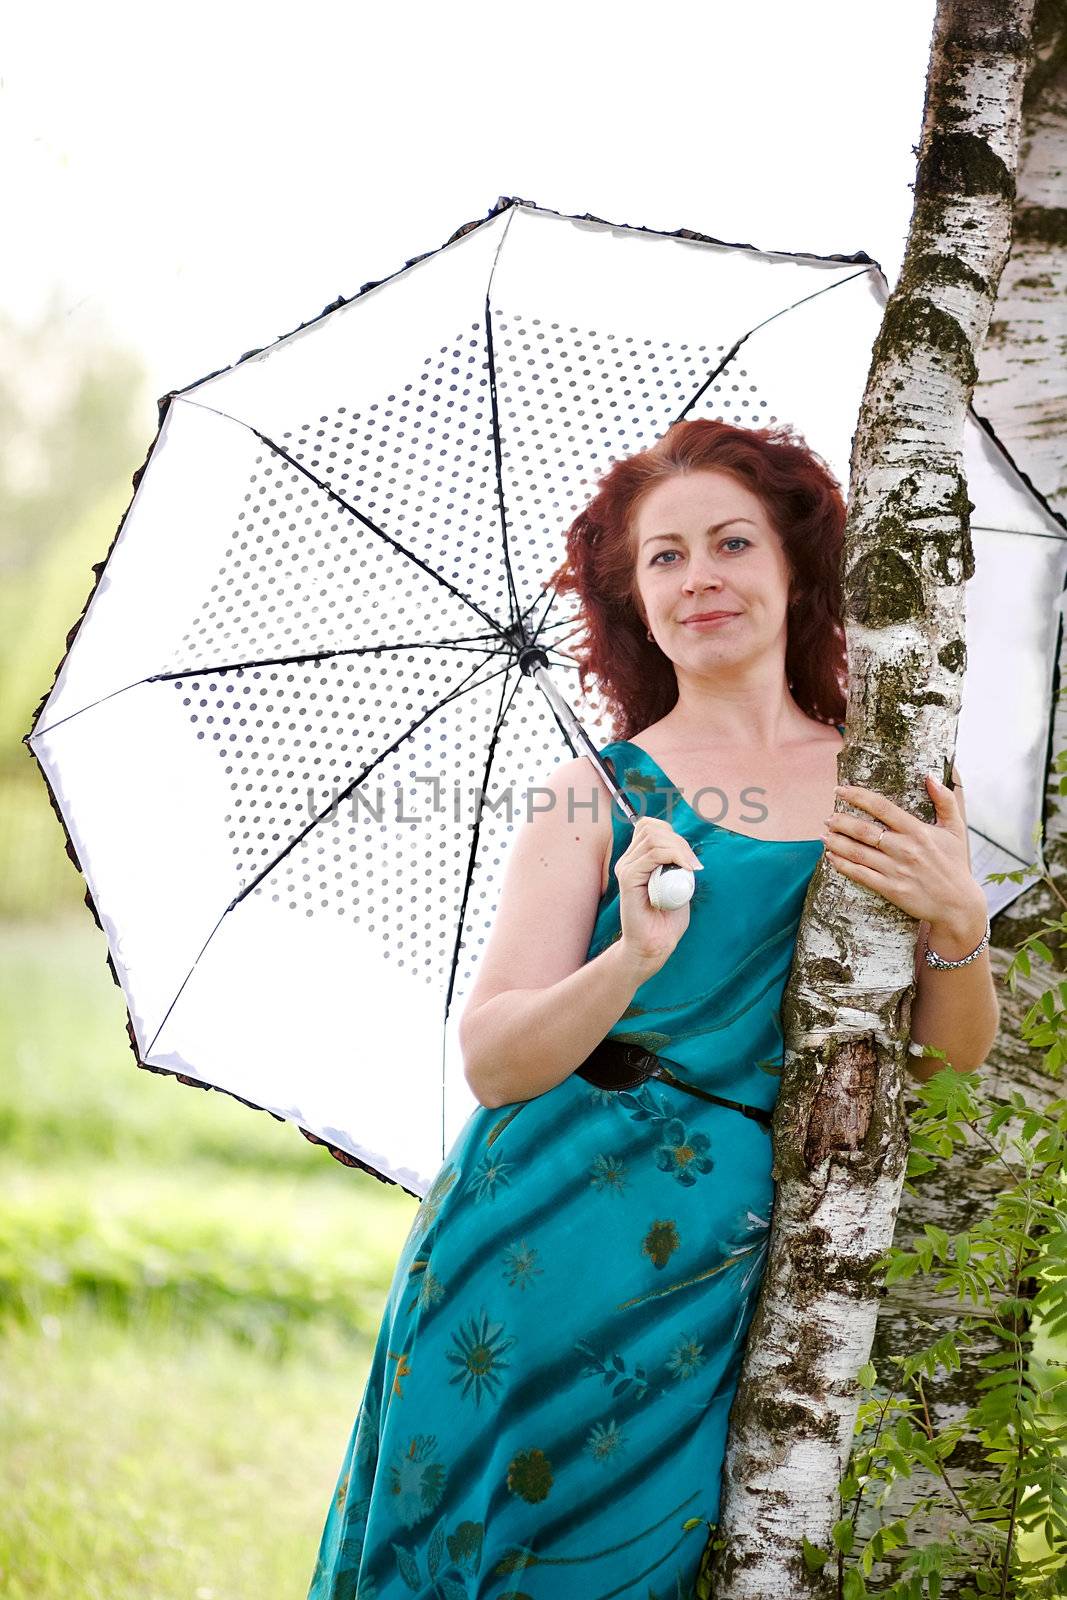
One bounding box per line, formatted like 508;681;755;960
650;538;749;566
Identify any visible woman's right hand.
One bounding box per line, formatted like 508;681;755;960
615;816;703;974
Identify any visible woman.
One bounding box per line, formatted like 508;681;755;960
306;419;997;1600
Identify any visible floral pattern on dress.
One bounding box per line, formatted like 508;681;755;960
574;1340;655;1402
665;1332;707;1381
404;1253;446;1316
466;1149;514;1203
501;1238;544;1290
444;1309;516;1406
585;1417;628;1464
386;1434;447;1528
588;1152;629;1193
507;1446;555;1502
643;1217;681;1270
615;1071;723;1191
407;1161;459;1245
654;1118;714;1186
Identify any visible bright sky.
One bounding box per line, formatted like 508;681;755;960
6;0;938;405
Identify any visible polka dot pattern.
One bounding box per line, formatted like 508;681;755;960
161;313;767;988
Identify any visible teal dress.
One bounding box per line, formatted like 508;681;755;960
307;734;837;1600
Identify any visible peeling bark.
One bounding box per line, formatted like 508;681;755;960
705;3;1039;1594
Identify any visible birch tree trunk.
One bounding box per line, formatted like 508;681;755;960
855;3;1067;1583
974;0;1067;521
705;4;1038;1594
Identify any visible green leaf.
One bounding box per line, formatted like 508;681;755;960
923;1223;950;1258
831;1516;855;1554
801;1535;830;1573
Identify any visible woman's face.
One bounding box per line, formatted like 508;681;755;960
631;468;795;670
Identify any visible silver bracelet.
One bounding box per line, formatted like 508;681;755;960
922;916;990;971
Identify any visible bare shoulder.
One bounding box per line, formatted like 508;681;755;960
543;751;618;801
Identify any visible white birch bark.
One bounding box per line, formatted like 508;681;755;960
851;9;1067;1585
974;0;1067;519
703;4;1038;1594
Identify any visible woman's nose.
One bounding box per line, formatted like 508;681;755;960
684;563;723;590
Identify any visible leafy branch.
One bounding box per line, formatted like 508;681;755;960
802;822;1067;1598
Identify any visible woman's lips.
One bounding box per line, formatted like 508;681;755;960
682;613;739;627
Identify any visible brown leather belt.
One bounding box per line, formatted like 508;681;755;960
574;1036;774;1131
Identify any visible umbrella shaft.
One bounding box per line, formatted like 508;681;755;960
525;659;639;825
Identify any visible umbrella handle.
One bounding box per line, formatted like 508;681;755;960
648;862;696;911
518;659;697;912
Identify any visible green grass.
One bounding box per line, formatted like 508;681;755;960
0;913;420;1596
0;1162;415;1356
0;1300;370;1599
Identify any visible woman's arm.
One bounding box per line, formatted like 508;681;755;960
907;765;999;1079
462;937;659;1108
459;758;663;1108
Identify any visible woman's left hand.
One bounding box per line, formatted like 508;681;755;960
823;772;983;928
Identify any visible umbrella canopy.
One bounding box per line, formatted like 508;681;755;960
24;196;1066;1198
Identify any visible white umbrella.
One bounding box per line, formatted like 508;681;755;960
24;196;1064;1198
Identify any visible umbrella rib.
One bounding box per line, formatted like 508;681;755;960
25;637;510;743
671;267;873;423
441;663;527;1025
508;586;589;665
971;523;1067;543
482;205;523;633
141;653;519;1061
518;583;588;665
437;668;519;1159
29;611;579;744
174;395;505;635
152;634;510;682
26;677;165;745
965;825;1034;861
159;603;584;682
483;299;523;631
524;581;566;644
485;592;586;667
440;579;594;1027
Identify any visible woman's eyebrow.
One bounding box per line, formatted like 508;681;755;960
641;518;757;549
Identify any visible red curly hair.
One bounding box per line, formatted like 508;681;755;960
544;418;848;742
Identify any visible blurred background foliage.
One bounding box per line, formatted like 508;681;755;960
0;308;416;1595
1;302;145;919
